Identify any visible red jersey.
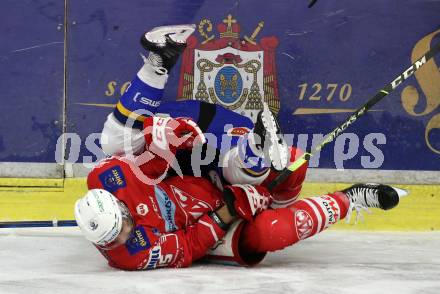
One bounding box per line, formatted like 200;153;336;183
87;155;225;270
87;146;307;270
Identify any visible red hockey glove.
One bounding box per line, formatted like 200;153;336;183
143;116;206;153
223;184;272;221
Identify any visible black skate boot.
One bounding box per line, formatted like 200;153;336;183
253;103;289;171
140;24;195;73
342;183;408;223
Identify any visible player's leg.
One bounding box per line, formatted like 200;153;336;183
262;146;308;208
101;25;195;155
220;103;289;186
239;184;408;253
113;25;195;127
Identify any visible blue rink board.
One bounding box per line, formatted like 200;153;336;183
0;0;64;163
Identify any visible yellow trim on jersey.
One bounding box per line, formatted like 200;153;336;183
237;150;270;177
116;101;146;122
242;167;270;177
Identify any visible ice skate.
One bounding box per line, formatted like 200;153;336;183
140;24;195;72
253;103;289;171
342;183;408;223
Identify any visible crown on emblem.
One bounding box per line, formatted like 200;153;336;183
217;14;240;39
197;14;265;46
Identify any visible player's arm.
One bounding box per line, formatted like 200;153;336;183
91;114;206;186
135;115;206;179
103;205;234;270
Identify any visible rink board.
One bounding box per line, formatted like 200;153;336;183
0;178;439;231
0;0;439;178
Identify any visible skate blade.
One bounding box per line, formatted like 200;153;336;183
261;103;288;170
146;24;196;44
391;186;409;198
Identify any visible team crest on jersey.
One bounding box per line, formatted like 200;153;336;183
98;166;126;193
177;14;281;122
170;185;215;221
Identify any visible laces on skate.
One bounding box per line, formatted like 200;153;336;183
345;187;379;224
140;52;168;75
343;183;408;224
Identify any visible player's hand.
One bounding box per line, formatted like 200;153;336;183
144;116;206;153
171;117;206;149
222;184;272;221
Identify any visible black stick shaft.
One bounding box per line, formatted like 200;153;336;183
0;220;77;228
308;0;318;8
268;42;440;191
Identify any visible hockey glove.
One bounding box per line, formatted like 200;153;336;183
223;184;272;221
144;116;206;154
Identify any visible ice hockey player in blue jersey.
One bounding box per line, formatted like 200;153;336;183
100;24;293;199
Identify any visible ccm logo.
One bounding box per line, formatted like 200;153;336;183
391;56;427;90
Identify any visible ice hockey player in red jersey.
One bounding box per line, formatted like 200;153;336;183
74;114;408;270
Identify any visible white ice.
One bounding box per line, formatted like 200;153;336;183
0;228;439;294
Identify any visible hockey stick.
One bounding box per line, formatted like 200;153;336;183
0;220;77;228
268;42;440;191
308;0;318;8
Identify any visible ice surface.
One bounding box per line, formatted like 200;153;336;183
0;228;439;294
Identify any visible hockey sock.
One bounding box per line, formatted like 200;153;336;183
220;141;270;186
236;132;270;177
113;62;168;129
239;192;349;253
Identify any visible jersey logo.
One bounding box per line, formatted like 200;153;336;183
142;244;175;270
125;226;151;255
320;196;341;227
145;245;161;270
227;127;250;137
170;185;214;220
98;166;126;193
154;186;178;232
136;203;149;216
295;210;313;240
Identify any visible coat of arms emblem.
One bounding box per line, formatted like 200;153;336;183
177;15;281;122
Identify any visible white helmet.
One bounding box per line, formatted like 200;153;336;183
74;189;129;246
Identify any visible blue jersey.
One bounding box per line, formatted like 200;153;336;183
112;72;267;184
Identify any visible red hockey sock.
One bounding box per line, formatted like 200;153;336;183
239;192;349;253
